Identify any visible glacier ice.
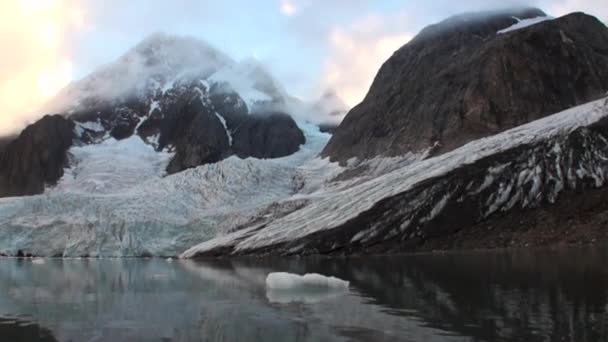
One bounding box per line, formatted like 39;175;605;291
265;272;350;290
31;258;46;265
1;96;608;258
182;97;608;256
265;272;350;304
0;121;339;257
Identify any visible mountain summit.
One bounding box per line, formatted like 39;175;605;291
0;33;310;197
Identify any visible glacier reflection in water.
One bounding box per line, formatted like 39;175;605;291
0;246;607;341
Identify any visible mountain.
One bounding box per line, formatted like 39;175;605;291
183;96;608;257
322;8;608;163
0;116;74;197
0;33;309;197
1;9;608;258
0;136;14;154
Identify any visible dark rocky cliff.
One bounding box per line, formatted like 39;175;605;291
323;9;608;163
0;136;14;154
0;115;74;198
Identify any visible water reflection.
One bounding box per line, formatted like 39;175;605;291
0;246;606;341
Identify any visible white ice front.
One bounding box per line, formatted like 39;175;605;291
0;122;337;257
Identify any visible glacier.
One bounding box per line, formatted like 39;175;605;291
1;97;607;257
182;96;608;257
0;121;340;257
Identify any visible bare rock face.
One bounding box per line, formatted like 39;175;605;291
165;96;231;174
0;136;14;154
0;115;75;197
322;9;608;163
232;112;306;159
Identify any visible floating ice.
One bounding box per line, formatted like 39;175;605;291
31;258;45;265
265;272;349;290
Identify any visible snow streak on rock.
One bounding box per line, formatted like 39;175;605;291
497;16;553;34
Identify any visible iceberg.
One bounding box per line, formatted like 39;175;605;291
265;272;349;290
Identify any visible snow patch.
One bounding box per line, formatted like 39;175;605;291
498;16;553;34
75;120;105;132
43;33;233;114
214;112;232;145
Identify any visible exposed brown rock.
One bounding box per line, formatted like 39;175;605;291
323;9;608;163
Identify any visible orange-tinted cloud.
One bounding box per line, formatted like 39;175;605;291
0;0;84;136
321;15;412;107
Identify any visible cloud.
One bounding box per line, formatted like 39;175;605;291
280;0;297;16
317;0;608;108
1;0;606;136
0;0;84;136
321;14;413;107
545;0;608;21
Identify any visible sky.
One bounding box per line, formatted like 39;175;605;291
0;0;607;136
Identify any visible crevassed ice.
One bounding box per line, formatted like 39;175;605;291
0;121;339;257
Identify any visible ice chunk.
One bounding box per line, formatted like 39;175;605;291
265;272;349;290
31;258;46;265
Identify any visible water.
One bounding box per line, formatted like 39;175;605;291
0;247;607;342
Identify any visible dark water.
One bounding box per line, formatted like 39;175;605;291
0;247;607;342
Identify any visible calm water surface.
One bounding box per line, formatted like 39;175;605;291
0;246;607;341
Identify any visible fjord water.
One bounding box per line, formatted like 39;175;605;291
0;247;606;342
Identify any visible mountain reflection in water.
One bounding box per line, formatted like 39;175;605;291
0;246;606;341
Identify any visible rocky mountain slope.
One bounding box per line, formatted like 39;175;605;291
322;8;608;163
0;34;309;198
183;97;608;257
0;136;14;154
0;116;74;197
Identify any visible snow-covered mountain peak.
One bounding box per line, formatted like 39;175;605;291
45;33;235;114
130;32;232;68
209;58;288;110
